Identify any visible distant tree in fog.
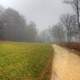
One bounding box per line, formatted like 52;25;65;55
0;8;26;41
24;21;37;42
38;29;52;43
0;7;37;42
0;6;5;40
50;24;66;42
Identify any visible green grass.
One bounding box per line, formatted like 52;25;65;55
0;42;53;80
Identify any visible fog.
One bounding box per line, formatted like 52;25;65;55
0;0;72;31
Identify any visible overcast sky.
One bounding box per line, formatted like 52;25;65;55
0;0;72;31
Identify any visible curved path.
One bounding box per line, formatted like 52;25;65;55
51;44;80;80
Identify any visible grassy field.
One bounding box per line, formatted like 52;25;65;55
0;42;53;80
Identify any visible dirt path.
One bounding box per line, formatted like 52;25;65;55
51;44;80;80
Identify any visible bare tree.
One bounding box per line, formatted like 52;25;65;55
64;0;80;29
60;14;77;42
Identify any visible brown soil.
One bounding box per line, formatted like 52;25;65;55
59;43;80;51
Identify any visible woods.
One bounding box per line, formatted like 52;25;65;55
39;0;80;42
0;0;80;42
0;7;37;42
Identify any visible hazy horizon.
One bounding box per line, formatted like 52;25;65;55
0;0;72;31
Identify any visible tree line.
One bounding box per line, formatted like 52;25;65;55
0;0;80;42
39;0;80;42
0;6;37;42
